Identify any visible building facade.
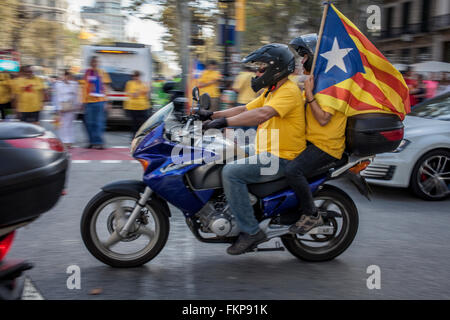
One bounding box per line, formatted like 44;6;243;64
374;0;450;63
81;0;127;42
19;0;69;24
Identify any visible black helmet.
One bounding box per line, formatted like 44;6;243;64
289;33;318;73
242;43;296;93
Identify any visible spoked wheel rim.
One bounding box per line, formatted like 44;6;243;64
417;155;450;199
290;196;350;255
90;196;161;262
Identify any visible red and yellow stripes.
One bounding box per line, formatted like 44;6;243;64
317;4;410;120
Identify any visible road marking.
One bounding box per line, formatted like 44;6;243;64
22;277;45;300
71;160;140;164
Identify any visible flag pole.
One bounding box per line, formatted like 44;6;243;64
310;1;330;76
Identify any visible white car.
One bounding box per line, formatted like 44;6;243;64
361;92;450;200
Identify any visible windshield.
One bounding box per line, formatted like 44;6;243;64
409;94;450;121
135;102;174;137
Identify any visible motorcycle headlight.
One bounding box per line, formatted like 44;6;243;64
393;139;410;153
130;135;145;154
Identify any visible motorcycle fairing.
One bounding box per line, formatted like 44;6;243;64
133;122;329;218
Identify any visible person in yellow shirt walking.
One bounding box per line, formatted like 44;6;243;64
0;71;12;120
197;60;222;111
232;66;258;106
124;70;151;137
11;66;45;124
82;56;111;149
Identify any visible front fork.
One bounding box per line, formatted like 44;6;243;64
119;187;153;237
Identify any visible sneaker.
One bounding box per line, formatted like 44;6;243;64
289;213;324;235
226;230;267;255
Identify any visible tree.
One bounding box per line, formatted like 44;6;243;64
242;0;322;55
126;0;218;90
0;0;19;49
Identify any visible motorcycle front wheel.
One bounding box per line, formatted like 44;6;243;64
80;191;170;268
281;185;358;262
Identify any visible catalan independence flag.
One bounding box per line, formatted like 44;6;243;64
313;4;410;120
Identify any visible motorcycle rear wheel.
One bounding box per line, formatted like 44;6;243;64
80;191;170;268
281;185;358;262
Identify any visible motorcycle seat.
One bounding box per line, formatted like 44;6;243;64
248;153;349;198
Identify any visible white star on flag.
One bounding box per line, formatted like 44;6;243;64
320;37;353;73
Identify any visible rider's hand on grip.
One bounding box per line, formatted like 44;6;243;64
196;109;214;121
203;117;228;130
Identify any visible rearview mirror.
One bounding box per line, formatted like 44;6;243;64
200;93;211;110
192;87;200;101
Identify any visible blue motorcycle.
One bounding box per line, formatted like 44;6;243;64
81;89;373;268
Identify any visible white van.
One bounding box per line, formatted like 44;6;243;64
81;43;152;125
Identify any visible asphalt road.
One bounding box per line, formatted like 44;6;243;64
7;118;450;300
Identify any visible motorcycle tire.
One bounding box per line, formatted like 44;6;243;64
281;185;358;262
80;191;170;268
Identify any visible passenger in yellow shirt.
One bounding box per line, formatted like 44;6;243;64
232;66;258;106
197;44;304;255
11;66;45;124
197;60;222;111
124;70;151;137
286;34;348;235
0;71;12;120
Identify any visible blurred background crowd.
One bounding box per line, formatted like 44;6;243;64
0;0;449;147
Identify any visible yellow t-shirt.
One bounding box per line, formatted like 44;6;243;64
306;104;347;159
198;70;221;98
124;80;150;110
232;71;258;104
81;69;111;104
0;73;12;104
246;79;306;160
11;77;44;112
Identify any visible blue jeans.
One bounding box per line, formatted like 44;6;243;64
84;102;105;145
222;153;289;235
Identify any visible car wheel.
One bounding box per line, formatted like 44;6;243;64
410;149;450;201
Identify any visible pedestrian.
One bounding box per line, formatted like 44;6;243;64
412;74;427;106
198;60;222;111
436;72;450;96
124;70;151;138
54;70;80;149
403;67;418;107
11;65;45;125
423;73;439;99
82;56;111;149
0;71;12;120
232;66;258;106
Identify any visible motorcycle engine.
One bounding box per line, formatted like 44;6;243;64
195;195;240;237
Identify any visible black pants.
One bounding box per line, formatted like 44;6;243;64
0;102;11;120
285;143;338;216
126;109;151;137
20;111;40;123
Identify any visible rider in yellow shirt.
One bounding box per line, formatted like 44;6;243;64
11;66;45;124
124;70;151;137
197;44;305;255
198;60;222;111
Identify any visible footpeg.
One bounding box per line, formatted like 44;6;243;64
252;241;285;252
